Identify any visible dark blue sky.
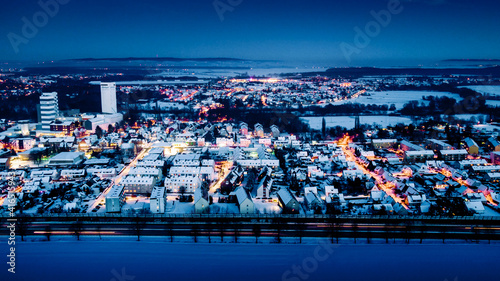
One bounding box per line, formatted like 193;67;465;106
1;0;499;66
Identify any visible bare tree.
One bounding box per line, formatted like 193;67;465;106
233;223;240;243
206;223;212;244
273;217;284;244
440;225;447;244
165;222;174;243
16;216;29;242
192;225;199;243
327;217;340;244
473;225;480;244
132;217;145;241
253;224;261;243
97;225;102;240
179;186;187;197
417;224;424;244
297;220;306;244
72;220;83;241
384;224;391;244
366;226;372;244
44;225;51;241
351;222;358;244
219;219;225;242
404;221;412;244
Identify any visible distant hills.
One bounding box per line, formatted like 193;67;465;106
324;66;500;77
442;59;500;62
64;57;248;62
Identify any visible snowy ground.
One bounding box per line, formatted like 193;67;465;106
302;116;415;130
331;91;462;109
165;200;195;214
442;114;490;123
254;199;282;214
3;240;498;281
485;100;500;107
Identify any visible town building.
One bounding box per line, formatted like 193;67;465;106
277;188;300;214
128;167;162;180
150;185;167;213
492;152;500;165
488;137;500;152
60;169;86;179
121;176;156;194
164;175;201;193
194;188;209;213
101;82;117;114
427;139;454;151
106;185;125;213
399;140;424;151
254;123;264;137
404;150;435;163
86;168;117;179
173;153;201;166
48;152;85;166
463;137;479;154
39;92;59;131
50;121;75;135
439;149;468;161
271;125;280;138
372;139;397;149
169;166;216;182
136;160;165;168
235;187;254;214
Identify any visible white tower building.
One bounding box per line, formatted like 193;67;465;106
100;82;117;114
40;92;59;130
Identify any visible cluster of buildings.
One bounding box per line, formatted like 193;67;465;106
1;74;500;218
2;111;500;217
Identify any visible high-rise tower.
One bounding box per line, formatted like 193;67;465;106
40;92;59;130
101;82;117;114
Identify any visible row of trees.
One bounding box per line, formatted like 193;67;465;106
16;218;495;245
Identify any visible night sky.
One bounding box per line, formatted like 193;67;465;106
1;0;499;66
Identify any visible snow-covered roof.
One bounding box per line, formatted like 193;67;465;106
277;188;296;205
235;187;252;205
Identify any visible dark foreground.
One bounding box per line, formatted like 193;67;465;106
1;241;499;281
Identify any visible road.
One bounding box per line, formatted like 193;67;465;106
209;161;232;194
5;216;500;242
86;142;152;213
338;137;410;210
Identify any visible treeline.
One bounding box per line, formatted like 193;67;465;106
400;96;458;116
323;66;500;78
0;93;40;120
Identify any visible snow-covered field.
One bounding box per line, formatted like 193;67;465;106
442;114;491;123
89;80;209;85
332;91;462;110
5;241;498;281
302;116;414;130
485;100;500;107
